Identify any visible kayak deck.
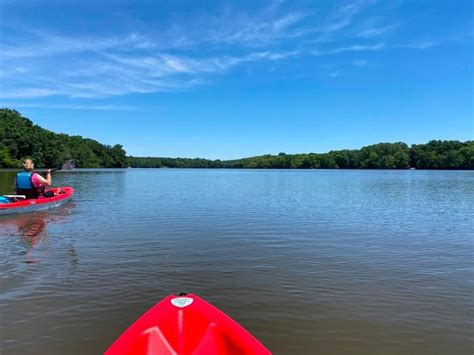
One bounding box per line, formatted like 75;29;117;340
0;187;74;215
105;294;271;355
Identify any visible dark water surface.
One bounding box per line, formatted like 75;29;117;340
0;169;473;354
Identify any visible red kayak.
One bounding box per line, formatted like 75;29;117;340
0;187;74;216
105;293;271;355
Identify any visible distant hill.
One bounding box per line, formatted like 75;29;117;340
0;108;127;168
1;108;472;169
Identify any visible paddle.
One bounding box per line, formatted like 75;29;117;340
36;159;76;174
34;167;60;176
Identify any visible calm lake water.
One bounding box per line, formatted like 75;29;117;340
0;169;473;354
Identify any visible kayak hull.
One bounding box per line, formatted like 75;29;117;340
105;293;271;355
0;187;74;216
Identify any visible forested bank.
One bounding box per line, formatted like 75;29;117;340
0;109;127;168
1;108;472;169
130;140;473;170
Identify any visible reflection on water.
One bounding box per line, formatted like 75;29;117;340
0;170;16;195
11;215;47;241
0;203;75;264
16;216;46;263
20;218;47;239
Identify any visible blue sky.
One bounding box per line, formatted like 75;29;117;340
0;0;472;159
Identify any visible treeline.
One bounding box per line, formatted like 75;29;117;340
128;157;224;168
0;108;127;168
1;108;472;169
130;140;473;169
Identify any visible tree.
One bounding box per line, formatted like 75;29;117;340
0;108;128;168
0;143;16;168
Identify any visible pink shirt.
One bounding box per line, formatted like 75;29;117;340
31;173;41;188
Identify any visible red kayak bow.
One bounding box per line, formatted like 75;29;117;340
105;293;271;355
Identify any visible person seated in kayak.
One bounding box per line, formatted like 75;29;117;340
16;158;52;199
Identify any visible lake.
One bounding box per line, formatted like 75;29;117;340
0;169;473;354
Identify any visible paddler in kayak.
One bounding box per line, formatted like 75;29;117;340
15;158;53;199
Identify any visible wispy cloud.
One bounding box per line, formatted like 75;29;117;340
0;3;310;99
0;42;298;99
323;0;377;34
202;12;310;46
355;24;395;38
312;42;385;55
401;40;438;49
0;102;137;111
0;29;147;59
1;0;439;101
0;88;58;99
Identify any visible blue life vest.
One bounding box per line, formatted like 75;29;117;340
16;172;35;190
16;171;42;198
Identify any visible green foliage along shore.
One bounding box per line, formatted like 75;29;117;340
1;108;472;169
129;139;473;170
0;108;127;168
